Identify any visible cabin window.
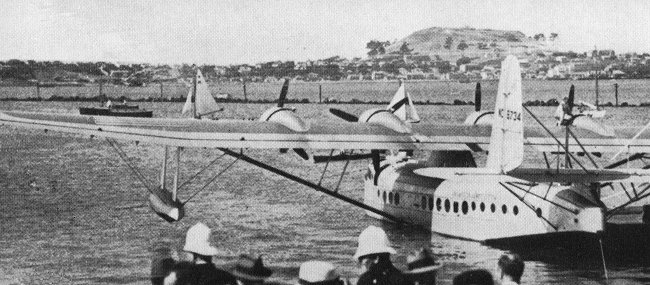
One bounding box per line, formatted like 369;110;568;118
436;198;442;211
536;208;542;217
502;205;507;214
382;192;386;203
480;202;485;212
377;190;380;197
389;192;394;204
395;193;400;205
471;201;476;211
444;199;451;212
462;201;468;214
421;196;427;210
428;197;434;211
513;205;519;216
453;201;459;213
490;203;496;213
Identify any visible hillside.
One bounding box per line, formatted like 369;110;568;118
384;27;557;61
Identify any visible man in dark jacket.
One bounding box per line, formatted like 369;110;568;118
354;226;408;285
164;222;236;285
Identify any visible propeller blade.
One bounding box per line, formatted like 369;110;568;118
329;108;359;122
567;84;575;114
371;150;381;174
277;79;290;107
572;116;616;137
388;97;408;113
293;148;310;160
474;82;481;112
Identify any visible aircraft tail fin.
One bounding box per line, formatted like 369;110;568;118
486;55;523;173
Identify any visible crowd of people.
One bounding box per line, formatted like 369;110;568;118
151;223;525;285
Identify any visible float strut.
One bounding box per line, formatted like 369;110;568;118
160;146;169;189
172;147;181;201
218;148;410;225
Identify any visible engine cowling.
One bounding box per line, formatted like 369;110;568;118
259;107;309;132
358;109;411;133
463;111;493;125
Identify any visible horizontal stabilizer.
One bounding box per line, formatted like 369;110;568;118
507;168;632;183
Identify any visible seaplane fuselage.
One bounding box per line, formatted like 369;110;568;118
363;155;606;242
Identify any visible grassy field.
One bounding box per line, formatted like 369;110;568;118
0;79;648;108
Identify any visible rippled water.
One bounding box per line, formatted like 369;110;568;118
1;102;650;284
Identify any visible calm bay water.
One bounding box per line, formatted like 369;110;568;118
1;101;650;284
1;79;650;108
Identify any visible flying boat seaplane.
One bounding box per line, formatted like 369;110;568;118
352;56;650;247
2;56;650;248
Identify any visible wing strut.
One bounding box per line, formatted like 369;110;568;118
499;182;559;231
523;106;590;173
217;148;411;225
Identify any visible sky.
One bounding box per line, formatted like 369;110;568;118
1;0;649;65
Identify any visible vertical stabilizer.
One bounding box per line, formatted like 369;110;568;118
387;82;420;123
486;55;523;173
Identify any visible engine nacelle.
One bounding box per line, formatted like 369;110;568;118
259;107;309;132
463;111;493;125
358;109;411;133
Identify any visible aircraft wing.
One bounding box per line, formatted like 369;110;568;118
2;111;650;153
0;111;491;150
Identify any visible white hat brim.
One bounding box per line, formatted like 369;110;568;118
183;245;219;256
353;246;397;260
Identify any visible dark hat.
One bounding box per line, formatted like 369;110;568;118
231;254;273;281
405;248;442;274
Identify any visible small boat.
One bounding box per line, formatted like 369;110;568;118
109;103;140;110
79;106;153;117
182;69;222;119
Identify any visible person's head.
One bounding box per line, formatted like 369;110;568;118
183;222;220;263
353;226;396;273
298;261;344;285
404;248;442;285
496;254;524;284
452;269;494;285
231;254;273;285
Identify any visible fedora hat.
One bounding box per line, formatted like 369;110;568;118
298;261;341;285
353;226;396;260
182;222;220;256
232;254;273;281
405;248;442;274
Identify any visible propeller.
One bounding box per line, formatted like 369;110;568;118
273;79;310;160
567;84;575;115
562;85;614;136
329;108;359;122
474;82;481;112
277;79;289;107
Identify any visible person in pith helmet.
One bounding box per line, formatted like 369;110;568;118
164;222;236;285
354;226;407;285
231;254;273;285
